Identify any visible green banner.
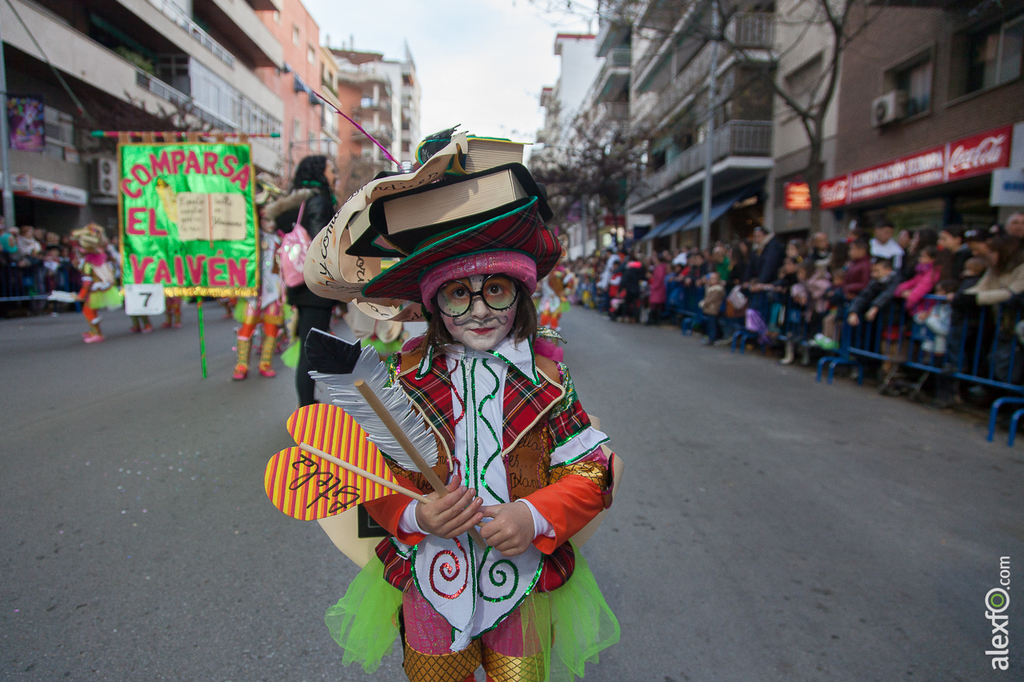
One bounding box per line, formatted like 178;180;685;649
119;142;259;296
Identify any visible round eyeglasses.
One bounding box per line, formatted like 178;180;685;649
435;275;519;318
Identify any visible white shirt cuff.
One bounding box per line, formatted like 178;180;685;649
398;500;424;535
517;499;555;538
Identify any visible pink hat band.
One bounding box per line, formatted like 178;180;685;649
419;251;538;311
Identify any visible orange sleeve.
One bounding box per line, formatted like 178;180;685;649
362;478;427;547
525;475;605;554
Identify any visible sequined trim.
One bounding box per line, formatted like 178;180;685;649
383;353;401;387
547;461;609;488
161;286;257;297
482;648;545;682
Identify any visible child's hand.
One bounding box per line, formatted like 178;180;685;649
478;502;535;556
914;312;927;323
847;312;860;326
414;475;483;540
866;306;879;322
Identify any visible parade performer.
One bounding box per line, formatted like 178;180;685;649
162;295;183;328
537;263;568;332
300;129;620;681
232;216;284;380
71;223;122;343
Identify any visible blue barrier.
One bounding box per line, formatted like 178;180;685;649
0;261;80;303
811;293;1024;445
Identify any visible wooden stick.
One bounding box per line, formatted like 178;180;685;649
354;380;448;495
298;442;429;503
354;380;486;545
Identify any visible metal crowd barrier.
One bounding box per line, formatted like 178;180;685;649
0;261;80;303
812;293;1024;445
666;283;1024;445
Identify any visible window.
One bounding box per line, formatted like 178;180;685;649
308;45;316;66
894;59;932;116
293;118;302;140
292;25;300;47
784;53;822;112
963;15;1023;94
272;11;281;25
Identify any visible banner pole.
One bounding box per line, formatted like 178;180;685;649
197;298;208;379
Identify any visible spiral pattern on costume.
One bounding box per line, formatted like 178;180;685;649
481;558;519;602
428;539;468;600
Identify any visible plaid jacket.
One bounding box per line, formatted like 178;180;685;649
364;341;612;558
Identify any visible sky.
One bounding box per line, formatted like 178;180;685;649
302;0;594;144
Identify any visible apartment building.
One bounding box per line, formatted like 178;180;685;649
763;0;841;239
256;0;324;180
330;46;419;194
536;34;604;256
818;0;1024;232
1;0;284;234
629;1;775;251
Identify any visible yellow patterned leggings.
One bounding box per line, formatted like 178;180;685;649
402;587;544;682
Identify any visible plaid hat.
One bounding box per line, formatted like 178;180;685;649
362;197;561;303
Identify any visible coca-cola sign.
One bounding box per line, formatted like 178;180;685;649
947;126;1011;179
817;124;1013;207
818;177;849;209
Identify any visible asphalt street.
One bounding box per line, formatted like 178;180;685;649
2;305;1022;681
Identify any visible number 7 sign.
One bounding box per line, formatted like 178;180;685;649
124;283;166;316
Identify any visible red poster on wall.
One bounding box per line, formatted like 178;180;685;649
784;182;811;210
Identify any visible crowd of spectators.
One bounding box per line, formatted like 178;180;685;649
1;220;87;313
564;211;1024;408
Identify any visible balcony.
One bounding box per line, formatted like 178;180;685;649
354;97;393;118
192;0;281;68
594;47;631;103
629;120;772;208
352;125;393;147
145;0;235;67
595;17;630;57
638;13;775;132
593;101;630;129
727;12;774;48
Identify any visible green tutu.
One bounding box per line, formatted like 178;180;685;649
325;546;619;680
88;287;123;310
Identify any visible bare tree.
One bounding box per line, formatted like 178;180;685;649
530;107;647;253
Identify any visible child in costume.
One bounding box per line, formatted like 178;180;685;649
305;131;619;681
162;295;183;328
70;223;122;343
537;264;567;332
233;216;283;379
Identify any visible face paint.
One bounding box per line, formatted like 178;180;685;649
442;275;515;352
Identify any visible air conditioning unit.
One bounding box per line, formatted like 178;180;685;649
871;91;908;127
92;158;117;197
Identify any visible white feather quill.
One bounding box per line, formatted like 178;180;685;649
309;343;438;470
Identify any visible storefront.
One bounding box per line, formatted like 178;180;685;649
818;124;1016;231
1;172;93;235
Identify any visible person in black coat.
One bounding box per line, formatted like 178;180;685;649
746;227;786;285
265;155;338;407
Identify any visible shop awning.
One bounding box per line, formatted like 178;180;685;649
679;183;761;232
642;208;700;240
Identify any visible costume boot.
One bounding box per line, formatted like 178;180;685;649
259;309;282;377
258;332;277;377
779;340;795;365
83;305;104;343
233;337;252;380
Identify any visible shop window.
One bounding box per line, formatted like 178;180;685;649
954;14;1023;96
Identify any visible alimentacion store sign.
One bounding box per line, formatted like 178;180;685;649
818;125;1013;209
